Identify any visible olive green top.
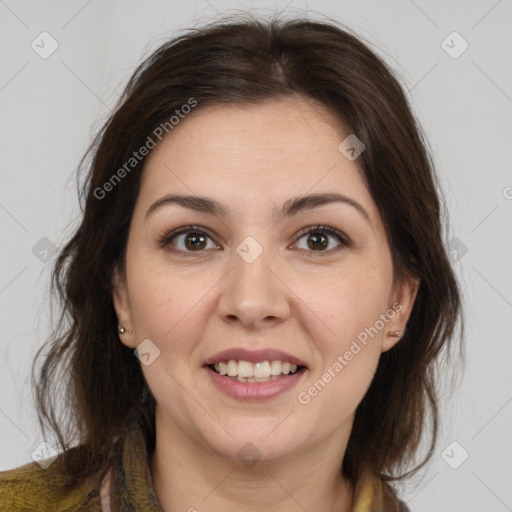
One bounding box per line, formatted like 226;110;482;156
0;426;410;511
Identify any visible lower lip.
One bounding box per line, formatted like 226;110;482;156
204;366;307;401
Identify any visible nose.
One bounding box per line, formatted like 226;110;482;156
217;242;291;331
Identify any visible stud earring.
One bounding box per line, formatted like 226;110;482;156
117;325;133;334
388;330;403;338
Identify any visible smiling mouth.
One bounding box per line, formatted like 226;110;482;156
206;360;307;383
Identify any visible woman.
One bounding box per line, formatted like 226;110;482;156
0;14;463;512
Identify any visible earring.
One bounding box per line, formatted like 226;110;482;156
388;330;403;338
118;325;133;334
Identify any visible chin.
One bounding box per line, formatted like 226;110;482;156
204;426;302;465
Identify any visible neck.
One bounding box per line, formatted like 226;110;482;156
149;412;355;512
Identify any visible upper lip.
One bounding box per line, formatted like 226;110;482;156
203;348;308;368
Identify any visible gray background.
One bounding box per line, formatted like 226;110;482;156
1;1;511;511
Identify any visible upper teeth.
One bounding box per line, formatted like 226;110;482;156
214;360;299;378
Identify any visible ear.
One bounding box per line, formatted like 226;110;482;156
381;272;420;353
111;264;137;348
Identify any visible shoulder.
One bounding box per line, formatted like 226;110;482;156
0;452;103;512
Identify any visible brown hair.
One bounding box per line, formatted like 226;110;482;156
32;12;463;503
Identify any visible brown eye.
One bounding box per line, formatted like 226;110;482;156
159;225;219;254
183;232;208;251
294;225;350;254
306;232;329;250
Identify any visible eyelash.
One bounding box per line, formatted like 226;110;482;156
158;224;351;257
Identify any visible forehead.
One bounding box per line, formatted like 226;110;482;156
138;97;376;220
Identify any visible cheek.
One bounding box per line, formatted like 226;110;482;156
294;258;392;345
292;260;391;406
296;319;382;429
295;340;380;437
129;276;173;333
126;258;216;355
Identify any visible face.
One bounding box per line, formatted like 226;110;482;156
112;96;418;463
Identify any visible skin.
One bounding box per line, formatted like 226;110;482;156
111;96;419;512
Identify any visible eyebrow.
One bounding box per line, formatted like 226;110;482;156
145;192;372;226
